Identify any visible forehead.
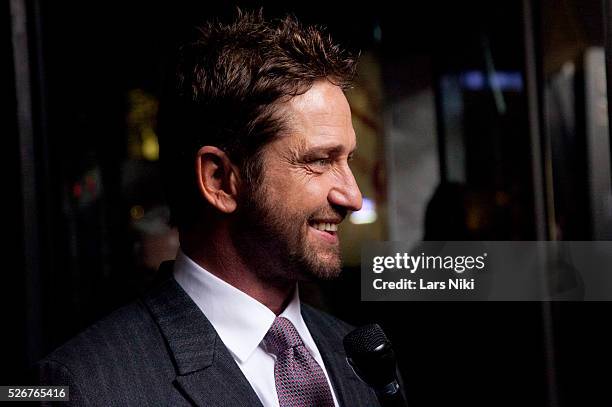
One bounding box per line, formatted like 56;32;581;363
277;81;356;152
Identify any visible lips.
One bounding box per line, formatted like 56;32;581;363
308;219;341;244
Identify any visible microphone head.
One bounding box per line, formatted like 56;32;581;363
343;324;398;389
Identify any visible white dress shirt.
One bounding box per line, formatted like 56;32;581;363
173;249;340;407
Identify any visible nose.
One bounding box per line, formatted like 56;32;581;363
328;165;363;212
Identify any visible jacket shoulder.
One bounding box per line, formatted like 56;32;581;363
41;300;161;364
36;300;176;404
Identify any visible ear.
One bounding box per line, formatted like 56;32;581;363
195;146;240;214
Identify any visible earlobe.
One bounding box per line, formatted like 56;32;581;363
196;146;239;214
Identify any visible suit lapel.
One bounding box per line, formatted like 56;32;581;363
173;343;264;407
302;305;377;407
143;266;263;407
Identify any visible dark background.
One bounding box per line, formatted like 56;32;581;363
6;1;612;406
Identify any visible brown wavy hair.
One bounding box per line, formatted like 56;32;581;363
158;9;357;228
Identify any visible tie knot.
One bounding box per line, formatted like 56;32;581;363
264;317;304;356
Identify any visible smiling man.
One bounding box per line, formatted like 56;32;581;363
37;10;381;407
229;81;361;291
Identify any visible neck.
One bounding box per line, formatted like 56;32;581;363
180;223;295;315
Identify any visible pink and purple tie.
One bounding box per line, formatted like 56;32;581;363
264;317;335;407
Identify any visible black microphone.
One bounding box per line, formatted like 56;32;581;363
343;324;408;407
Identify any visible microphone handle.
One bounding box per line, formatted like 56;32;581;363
375;380;408;407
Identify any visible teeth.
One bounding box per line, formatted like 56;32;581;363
312;222;338;232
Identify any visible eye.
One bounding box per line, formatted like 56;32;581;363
310;158;332;166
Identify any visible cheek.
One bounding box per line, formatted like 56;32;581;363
273;177;332;215
299;175;333;203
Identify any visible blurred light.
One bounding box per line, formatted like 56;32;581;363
141;127;159;161
127;89;160;161
130;205;145;221
85;175;96;194
350;197;378;225
463;71;485;89
459;71;523;91
72;183;82;199
373;23;382;43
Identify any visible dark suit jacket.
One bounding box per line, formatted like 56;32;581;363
37;276;381;406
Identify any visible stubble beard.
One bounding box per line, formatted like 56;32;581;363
232;183;343;284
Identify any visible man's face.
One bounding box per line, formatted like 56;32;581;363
234;81;362;282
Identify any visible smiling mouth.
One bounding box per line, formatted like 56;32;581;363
308;220;341;243
310;222;339;233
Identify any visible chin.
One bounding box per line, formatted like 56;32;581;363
301;252;343;281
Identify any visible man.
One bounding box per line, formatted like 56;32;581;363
38;10;381;406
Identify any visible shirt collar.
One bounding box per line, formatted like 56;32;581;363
173;249;310;363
